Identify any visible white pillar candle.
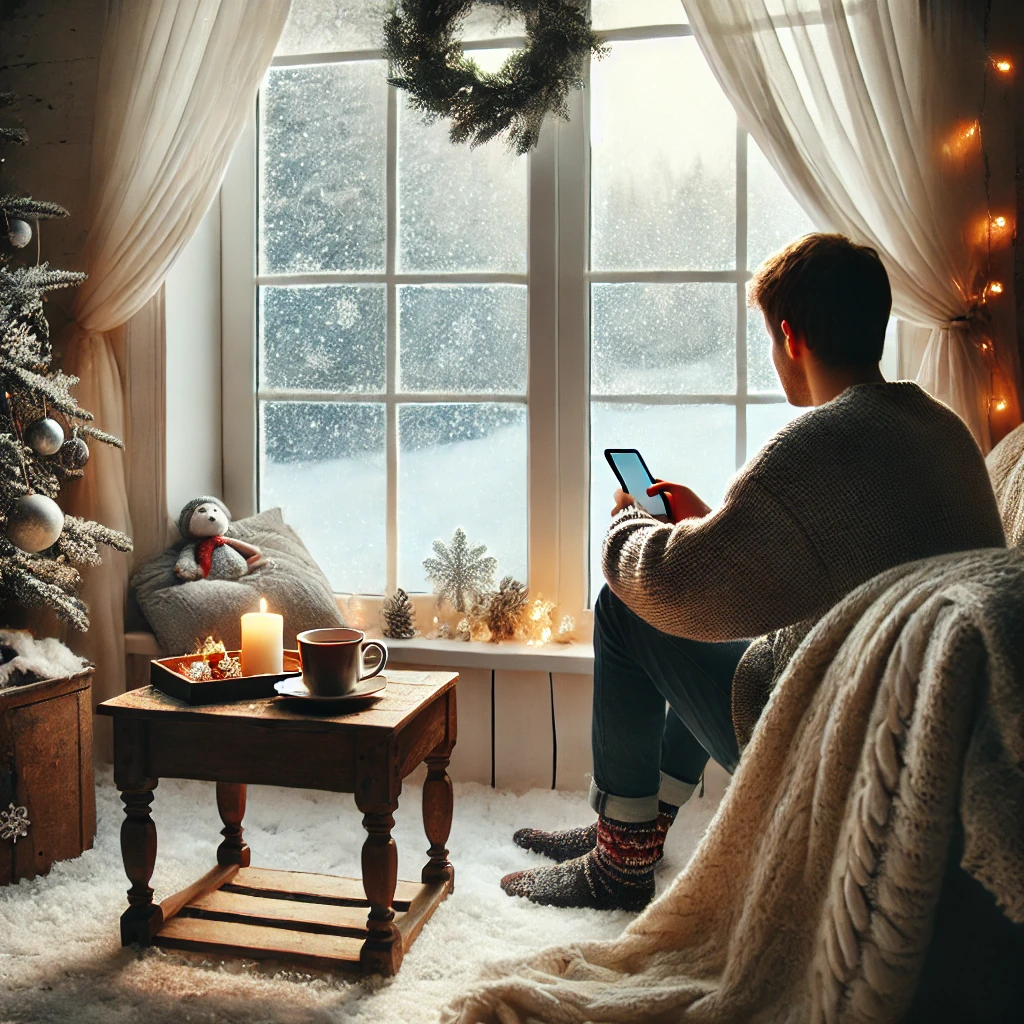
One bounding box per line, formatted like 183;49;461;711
240;597;283;675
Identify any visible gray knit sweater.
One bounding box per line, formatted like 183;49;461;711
602;382;1005;746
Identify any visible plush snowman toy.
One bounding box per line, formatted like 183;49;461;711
174;497;268;582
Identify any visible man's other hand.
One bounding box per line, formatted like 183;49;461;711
611;488;636;516
647;480;711;523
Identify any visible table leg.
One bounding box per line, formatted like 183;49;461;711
422;750;454;890
360;803;403;976
216;782;251;867
119;782;162;945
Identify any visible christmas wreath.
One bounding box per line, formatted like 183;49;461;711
383;0;606;154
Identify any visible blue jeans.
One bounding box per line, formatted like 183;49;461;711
589;585;748;822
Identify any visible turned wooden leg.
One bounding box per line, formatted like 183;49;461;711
422;752;454;891
119;783;162;945
216;782;251;867
360;805;402;976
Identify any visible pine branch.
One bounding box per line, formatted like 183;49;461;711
0;127;27;146
14;263;86;292
24;456;61;500
0;195;70;221
7;365;87;418
79;423;123;449
56;515;133;567
7;566;89;631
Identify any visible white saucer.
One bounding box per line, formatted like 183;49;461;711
273;676;387;703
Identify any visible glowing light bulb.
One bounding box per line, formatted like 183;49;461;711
993;215;1007;228
994;399;1008;412
994;59;1013;73
988;281;1004;295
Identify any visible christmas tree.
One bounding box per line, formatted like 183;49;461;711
0;94;131;631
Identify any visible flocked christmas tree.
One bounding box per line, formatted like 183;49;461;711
0;94;131;631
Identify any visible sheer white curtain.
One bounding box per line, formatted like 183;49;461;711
683;0;1020;450
62;0;289;739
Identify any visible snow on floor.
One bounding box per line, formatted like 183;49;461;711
0;768;720;1024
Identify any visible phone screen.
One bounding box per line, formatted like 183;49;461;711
605;449;670;518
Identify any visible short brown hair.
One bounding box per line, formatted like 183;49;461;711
748;233;891;367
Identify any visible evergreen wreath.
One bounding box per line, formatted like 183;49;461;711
383;0;606;154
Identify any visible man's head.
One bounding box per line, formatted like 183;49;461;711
748;233;891;405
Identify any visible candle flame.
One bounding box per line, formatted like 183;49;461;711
260;597;268;613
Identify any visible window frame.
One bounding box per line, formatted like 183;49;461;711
221;18;808;632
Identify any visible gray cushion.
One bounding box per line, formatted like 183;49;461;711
986;423;1024;547
131;507;344;655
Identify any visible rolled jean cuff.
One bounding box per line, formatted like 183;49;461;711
588;779;659;823
658;770;698;808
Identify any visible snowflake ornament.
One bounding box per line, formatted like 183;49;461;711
0;802;30;843
423;527;497;613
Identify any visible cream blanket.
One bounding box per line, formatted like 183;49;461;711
444;549;1024;1024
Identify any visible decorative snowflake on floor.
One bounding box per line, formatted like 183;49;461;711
423;527;497;613
0;802;30;843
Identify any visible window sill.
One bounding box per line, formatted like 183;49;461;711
124;631;595;675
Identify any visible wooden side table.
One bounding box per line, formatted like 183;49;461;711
97;669;456;976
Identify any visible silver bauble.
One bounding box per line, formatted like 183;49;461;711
24;417;65;456
7;218;32;248
60;436;90;469
6;494;64;553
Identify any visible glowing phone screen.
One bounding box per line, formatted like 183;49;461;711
605;450;670;518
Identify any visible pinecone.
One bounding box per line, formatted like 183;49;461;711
486;576;528;642
381;588;417;639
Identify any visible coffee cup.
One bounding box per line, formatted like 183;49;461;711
296;628;388;697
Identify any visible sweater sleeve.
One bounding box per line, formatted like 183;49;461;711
601;475;834;640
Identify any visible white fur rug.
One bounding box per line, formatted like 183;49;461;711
0;769;719;1023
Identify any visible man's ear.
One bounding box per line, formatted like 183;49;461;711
780;319;804;361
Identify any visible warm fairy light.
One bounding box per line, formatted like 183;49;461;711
993;215;1007;228
994;399;1008;412
994;59;1013;73
942;120;981;161
988;281;1004;295
260;596;268;613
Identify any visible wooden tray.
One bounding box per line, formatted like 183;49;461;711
150;650;301;705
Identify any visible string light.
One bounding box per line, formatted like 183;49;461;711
987;281;1004;296
994;399;1008;412
993;58;1013;73
992;215;1007;228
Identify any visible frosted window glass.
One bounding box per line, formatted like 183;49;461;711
591;37;735;271
259;285;385;392
276;1;388;55
746;402;802;460
591;0;687;30
260;63;387;273
747;313;784;394
399;285;527;394
260;402;385;593
592;283;735;395
590;403;735;602
398;94;527;273
399;404;527;592
747;139;815;272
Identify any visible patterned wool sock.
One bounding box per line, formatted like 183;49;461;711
512;821;598;862
501;816;660;911
656;800;679;848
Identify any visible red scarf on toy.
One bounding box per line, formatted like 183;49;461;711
196;536;227;578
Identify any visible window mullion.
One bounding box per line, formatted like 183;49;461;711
385;84;398;595
735;125;749;470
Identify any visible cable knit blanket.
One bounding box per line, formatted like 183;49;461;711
444;548;1024;1024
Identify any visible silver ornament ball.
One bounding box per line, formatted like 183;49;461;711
60;436;90;469
24;417;65;456
6;494;64;553
7;218;32;248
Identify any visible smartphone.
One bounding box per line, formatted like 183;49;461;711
604;449;670;519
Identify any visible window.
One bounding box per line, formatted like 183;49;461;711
223;1;815;623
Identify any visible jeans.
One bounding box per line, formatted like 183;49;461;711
589;585;748;822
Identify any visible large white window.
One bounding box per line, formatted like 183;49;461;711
222;1;814;623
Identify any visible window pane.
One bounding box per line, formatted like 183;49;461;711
260;402;385;593
746;402;802;460
591;37;735;271
398;93;527;273
747;314;783;394
259;285;385;392
399;285;527;394
276;0;387;55
592;283;736;395
592;0;687;30
747;138;814;272
399;404;527;592
260;63;387;273
590;403;736;602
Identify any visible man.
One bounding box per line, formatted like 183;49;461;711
502;233;1005;911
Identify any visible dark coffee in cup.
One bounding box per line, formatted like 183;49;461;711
296;628;388;697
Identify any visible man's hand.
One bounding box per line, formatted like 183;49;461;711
647;480;711;523
611;488;636;516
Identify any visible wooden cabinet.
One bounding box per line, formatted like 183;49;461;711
0;670;95;886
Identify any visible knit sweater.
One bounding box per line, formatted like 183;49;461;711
602;382;1005;746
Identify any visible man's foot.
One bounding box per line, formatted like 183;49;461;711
502;816;660;911
512;802;679;864
512;822;597;862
